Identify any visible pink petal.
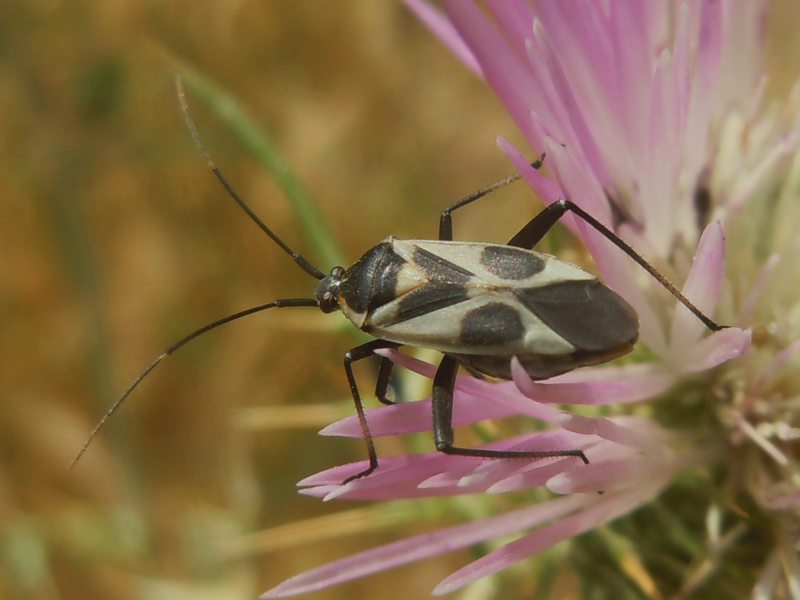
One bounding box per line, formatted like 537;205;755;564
302;431;593;501
498;137;562;205
262;494;592;598
608;0;669;152
678;327;751;373
681;1;723;181
669;221;726;349
511;357;675;405
671;3;691;153
642;50;679;254
419;429;592;491
433;479;669;595
374;349;563;423
441;0;541;145
320;393;520;439
403;0;483;77
486;0;536;58
528;16;611;184
300;452;525;501
740;253;780;324
486;458;588;494
547;457;654;495
558;414;668;454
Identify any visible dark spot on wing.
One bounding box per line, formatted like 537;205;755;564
413;246;473;284
340;242;406;313
514;280;638;351
480;245;545;279
395;283;470;323
460;302;524;346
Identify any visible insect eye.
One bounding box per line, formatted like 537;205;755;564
315;275;341;314
319;291;339;313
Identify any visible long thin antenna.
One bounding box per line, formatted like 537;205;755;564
70;298;318;469
175;75;326;281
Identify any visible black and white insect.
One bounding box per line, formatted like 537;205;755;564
72;79;725;480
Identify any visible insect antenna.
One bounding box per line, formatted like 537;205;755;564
72;79;331;469
175;75;326;281
70;298;319;470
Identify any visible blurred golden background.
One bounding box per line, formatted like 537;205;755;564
2;2;799;599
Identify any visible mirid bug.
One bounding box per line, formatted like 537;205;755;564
71;77;725;481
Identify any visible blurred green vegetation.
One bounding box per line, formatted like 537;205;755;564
1;2;798;600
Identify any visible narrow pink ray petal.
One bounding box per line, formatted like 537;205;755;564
726;133;799;220
301;456;492;502
498;136;562;204
716;1;761;113
374;347;437;378
607;0;664;165
557;413;669;454
427;449;588;493
528;14;612;184
486;459;585;494
374;348;563;422
519;36;575;154
530;2;622;159
485;0;537;58
447;430;594;489
641;51;679;254
682;1;722;177
740;253;780;324
320;393;520;439
403;0;483;77
677;327;751;374
262;494;593;598
441;0;541;145
304;431;595;501
298;454;430;488
547;456;660;495
511;357;674;406
433;479;669;595
669;221;726;349
672;3;691;153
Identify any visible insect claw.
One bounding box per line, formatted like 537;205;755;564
342;465;377;484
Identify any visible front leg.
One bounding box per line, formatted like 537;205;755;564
342;339;401;483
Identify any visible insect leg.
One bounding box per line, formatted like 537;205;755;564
508;199;725;331
342;339;401;482
439;154;545;241
374;354;399;405
432;355;589;464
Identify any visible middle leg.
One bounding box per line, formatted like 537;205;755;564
432;355;589;464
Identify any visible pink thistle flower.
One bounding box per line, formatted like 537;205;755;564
264;1;800;597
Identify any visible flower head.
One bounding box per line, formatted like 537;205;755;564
264;1;800;597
